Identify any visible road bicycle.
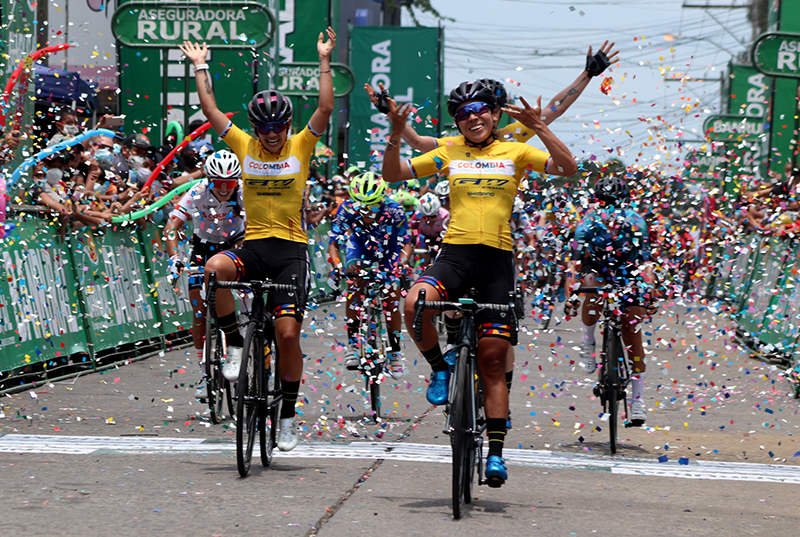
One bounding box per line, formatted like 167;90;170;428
412;289;518;519
171;266;235;424
345;272;396;419
207;271;299;477
576;284;636;454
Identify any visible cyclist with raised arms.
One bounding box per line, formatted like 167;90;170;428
383;81;577;488
409;192;450;268
164;150;246;399
564;176;656;426
327;171;412;379
366;41;618;152
178;27;336;452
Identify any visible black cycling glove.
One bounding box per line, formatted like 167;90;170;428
586;50;611;78
375;90;391;114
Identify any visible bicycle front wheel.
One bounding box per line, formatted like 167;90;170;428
450;347;471;519
236;322;261;477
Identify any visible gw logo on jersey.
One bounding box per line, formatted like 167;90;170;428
453;178;509;187
246;178;295;187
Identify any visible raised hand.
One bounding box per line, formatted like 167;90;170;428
387;98;411;132
586;40;619;77
178;41;208;65
503;95;545;131
318;27;337;59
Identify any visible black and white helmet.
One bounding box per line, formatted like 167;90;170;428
247;89;293;125
434;181;450;197
594;175;630;205
446;81;497;118
204;150;242;179
477;78;509;108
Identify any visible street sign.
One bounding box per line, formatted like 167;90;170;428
752;31;800;79
111;0;275;49
276;63;355;97
703;115;766;141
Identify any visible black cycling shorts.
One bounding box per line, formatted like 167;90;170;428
580;259;651;308
416;244;515;341
187;232;244;291
221;237;309;319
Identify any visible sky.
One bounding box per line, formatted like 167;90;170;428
405;0;756;173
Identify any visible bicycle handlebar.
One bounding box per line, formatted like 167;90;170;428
412;288;518;345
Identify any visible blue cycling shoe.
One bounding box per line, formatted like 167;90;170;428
426;369;451;405
443;344;458;368
485;455;507;488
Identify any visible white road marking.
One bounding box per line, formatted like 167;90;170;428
1;434;798;484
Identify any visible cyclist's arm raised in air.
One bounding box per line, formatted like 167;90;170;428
541;41;618;124
504;96;577;177
364;83;437;153
179;42;230;135
382;102;416;183
308;27;337;137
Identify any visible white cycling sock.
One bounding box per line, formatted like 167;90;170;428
631;372;645;402
581;322;596;345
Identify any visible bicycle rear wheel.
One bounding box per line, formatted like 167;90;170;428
450;347;471;519
604;332;623;454
236;323;261;477
260;343;278;467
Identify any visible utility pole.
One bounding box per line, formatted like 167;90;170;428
36;0;48;65
382;0;404;27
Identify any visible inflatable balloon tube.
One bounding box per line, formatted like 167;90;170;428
111;179;201;223
165;121;184;144
0;43;72;127
141;112;234;192
6;128;116;190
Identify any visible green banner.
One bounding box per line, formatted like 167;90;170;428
277;62;354;97
682;149;727;182
70;227;161;351
112;1;275;49
752;32;800;79
0;217;88;371
349;26;442;171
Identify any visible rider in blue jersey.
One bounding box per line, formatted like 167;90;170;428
565;175;656;426
328;172;412;379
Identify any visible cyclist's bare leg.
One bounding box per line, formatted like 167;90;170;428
275;316;304;382
621;306;646;374
403;282;441;353
477;337;510;419
204;254;238;317
384;284;402;350
344;269;367;339
581;273;602;328
189;288;206;351
621;305;647;414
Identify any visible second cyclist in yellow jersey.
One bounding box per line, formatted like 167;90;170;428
407;140;549;250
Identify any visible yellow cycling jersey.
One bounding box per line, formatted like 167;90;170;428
435;121;535;147
407;140;549;250
223;123;320;243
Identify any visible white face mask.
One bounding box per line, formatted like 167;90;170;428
63;125;80;136
45;168;64;186
127;155;147;170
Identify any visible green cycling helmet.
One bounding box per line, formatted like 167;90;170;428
349;171;387;205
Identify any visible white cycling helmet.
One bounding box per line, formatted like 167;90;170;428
434;181;450;197
513;196;525;214
204;150;242;179
418;192;441;216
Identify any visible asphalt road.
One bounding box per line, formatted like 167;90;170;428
1;297;799;536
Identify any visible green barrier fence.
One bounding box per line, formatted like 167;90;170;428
0;210;338;393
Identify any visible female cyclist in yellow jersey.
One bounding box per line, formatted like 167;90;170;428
383;81;577;487
179;28;336;452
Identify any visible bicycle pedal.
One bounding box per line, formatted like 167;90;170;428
592;385;602;398
486;476;505;489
